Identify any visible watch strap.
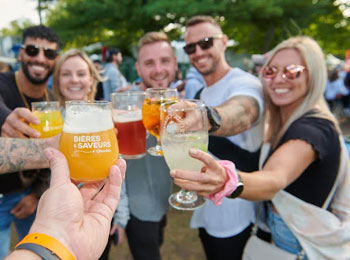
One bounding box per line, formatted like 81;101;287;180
206;106;221;134
230;172;244;199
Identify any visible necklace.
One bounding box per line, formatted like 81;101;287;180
15;71;49;109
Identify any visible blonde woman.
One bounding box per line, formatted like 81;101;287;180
52;49;102;111
170;36;349;259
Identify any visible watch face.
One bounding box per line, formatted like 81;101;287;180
211;107;222;125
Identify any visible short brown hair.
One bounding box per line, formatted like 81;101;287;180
186;15;221;30
138;32;171;50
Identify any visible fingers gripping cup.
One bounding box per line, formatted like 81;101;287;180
111;92;146;159
59;101;119;182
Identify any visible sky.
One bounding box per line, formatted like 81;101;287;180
0;0;40;30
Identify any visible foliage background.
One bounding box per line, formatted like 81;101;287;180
2;0;350;58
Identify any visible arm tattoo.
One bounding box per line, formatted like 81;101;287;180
0;138;49;174
215;96;260;137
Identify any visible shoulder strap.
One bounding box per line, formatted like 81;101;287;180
194;87;204;99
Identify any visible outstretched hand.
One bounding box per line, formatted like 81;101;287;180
29;148;126;260
170;148;227;196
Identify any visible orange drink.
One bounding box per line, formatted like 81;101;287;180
59;101;118;182
142;97;177;138
142;88;178;156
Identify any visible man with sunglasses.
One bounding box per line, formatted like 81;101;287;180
183;15;264;259
0;25;60;259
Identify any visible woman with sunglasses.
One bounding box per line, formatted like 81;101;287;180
169;36;350;259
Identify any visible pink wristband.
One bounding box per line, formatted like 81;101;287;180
207;160;239;206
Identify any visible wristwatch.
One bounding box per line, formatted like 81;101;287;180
206;106;222;134
229;172;244;198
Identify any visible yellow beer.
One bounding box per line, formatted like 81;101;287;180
30;101;63;138
30;110;63;138
59;101;119;182
59;128;118;181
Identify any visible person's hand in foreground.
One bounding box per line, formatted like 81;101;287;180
170;148;227;196
7;147;126;260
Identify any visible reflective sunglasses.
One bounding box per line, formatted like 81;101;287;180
183;36;222;55
262;64;306;80
21;44;58;60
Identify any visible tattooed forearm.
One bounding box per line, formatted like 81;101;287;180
213;96;260;137
0;138;50;174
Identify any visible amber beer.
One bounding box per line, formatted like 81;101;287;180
30;101;63;138
59;101;118;182
113;113;146;158
111;92;146;159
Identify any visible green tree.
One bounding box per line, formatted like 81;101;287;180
44;0;349;57
0;19;34;37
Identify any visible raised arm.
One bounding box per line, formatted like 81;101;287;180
170;139;316;202
212;95;260;137
0;135;59;174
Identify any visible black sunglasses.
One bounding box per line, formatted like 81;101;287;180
183;36;222;55
21;44;58;60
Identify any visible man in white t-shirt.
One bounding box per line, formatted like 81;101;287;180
183;15;264;259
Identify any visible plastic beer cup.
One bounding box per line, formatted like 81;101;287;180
111;92;146;159
59;101;119;182
30;101;63;138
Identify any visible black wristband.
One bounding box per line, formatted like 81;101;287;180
16;243;60;260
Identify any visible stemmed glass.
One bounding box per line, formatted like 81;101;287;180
160;99;208;210
142;88;178;156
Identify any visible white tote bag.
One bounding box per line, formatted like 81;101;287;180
243;234;297;260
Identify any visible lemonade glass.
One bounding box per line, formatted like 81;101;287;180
160;99;208;210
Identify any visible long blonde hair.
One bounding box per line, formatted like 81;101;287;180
261;36;340;147
52;49;103;106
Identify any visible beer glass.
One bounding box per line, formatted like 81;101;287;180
111;92;146;159
142;88;177;156
59;101;119;182
160;99;208;210
30;101;63;138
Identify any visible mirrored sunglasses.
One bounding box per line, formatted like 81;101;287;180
21;44;58;60
262;65;306;80
183;36;222;55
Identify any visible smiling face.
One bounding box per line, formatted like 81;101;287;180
264;48;309;113
136;41;177;89
58;56;93;102
184;22;226;76
19;37;58;85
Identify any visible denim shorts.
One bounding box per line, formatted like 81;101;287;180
267;203;307;259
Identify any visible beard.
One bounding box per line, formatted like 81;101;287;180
193;55;220;76
21;61;54;85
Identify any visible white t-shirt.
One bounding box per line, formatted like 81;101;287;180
190;68;264;238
